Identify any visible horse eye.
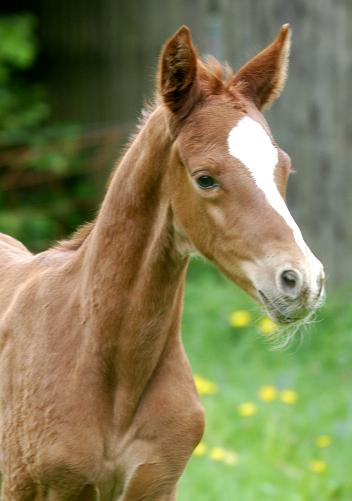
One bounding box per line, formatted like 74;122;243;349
196;175;218;190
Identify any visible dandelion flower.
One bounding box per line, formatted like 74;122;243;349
223;450;239;466
228;310;252;328
280;389;298;405
259;385;278;402
316;435;332;448
258;317;278;335
237;402;258;417
193;442;207;457
208;446;239;466
209;447;226;461
194;375;218;396
309;460;327;473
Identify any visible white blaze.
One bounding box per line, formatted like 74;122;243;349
227;116;306;253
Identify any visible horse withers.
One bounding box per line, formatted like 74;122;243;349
0;25;324;500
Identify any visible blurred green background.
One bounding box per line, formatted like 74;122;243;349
0;1;352;500
180;261;352;500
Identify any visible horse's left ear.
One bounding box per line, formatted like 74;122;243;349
159;25;201;120
232;24;291;110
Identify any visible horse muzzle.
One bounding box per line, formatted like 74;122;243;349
257;262;325;324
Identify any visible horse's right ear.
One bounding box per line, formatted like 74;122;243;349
232;24;291;110
159;26;201;120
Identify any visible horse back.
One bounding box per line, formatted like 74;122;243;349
0;233;33;314
0;232;31;256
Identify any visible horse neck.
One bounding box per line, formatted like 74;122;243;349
78;107;189;415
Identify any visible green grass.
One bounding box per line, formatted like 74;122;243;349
178;260;352;501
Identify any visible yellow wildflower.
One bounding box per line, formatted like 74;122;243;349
259;385;278;402
309;460;327;473
258;317;278;335
194;375;218;396
193;442;207;457
228;310;252;328
209;447;226;461
208;446;239;465
237;402;258;417
280;389;298;405
223;450;239;466
316;435;332;448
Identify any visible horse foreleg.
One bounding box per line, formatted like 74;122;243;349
45;484;98;501
74;485;98;501
120;463;179;501
0;479;36;501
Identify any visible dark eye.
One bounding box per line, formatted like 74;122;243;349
195;175;218;190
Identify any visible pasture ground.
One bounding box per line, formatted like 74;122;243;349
179;260;352;501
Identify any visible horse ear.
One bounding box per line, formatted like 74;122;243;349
232;24;291;110
159;26;201;119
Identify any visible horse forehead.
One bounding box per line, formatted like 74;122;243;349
227;115;278;178
182;99;244;144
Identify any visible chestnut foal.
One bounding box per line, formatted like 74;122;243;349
0;25;324;500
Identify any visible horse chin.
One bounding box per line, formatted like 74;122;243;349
264;307;303;326
258;290;310;325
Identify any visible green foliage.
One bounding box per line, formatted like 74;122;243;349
0;14;35;69
0;14;49;142
0;14;115;251
179;260;352;500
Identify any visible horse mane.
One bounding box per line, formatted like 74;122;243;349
55;221;95;251
55;57;237;253
199;56;236;92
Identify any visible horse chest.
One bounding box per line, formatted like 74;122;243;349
100;350;205;496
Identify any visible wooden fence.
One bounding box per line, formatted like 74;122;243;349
34;0;352;284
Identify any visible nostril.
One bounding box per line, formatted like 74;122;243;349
279;269;302;297
281;270;298;289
